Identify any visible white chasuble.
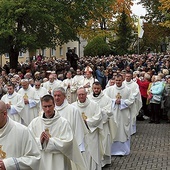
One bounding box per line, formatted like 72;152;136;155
1;92;24;123
0;118;40;170
18;85;40;126
29;113;87;170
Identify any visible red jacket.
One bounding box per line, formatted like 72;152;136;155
137;79;150;98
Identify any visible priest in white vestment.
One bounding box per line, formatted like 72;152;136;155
0;101;40;170
1;82;24;123
72;87;103;170
52;87;88;153
72;69;84;87
80;71;96;94
124;72;142;135
63;71;77;103
18;79;40;126
33;80;49;113
104;74;134;156
88;82;117;167
29;95;87;170
43;74;63;94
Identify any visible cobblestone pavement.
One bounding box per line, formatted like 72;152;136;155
103;120;170;170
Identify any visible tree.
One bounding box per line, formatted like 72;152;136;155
138;0;163;23
111;8;134;55
138;0;170;52
78;0;116;40
0;0;91;69
84;35;110;57
139;22;170;52
159;0;170;28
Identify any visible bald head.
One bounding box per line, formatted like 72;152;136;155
0;101;7;112
0;100;8;128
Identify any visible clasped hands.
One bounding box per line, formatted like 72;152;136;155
115;99;121;105
0;160;6;170
40;131;51;145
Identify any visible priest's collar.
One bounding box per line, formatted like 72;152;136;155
93;93;100;97
43;111;55;119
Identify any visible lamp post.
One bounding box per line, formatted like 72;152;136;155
137;36;140;55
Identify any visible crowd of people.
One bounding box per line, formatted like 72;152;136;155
0;52;170;170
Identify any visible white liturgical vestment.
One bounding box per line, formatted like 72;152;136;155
43;79;63;93
73;75;84;87
72;98;103;170
0;117;40;170
124;80;142;135
18;85;40;126
63;78;77;103
55;99;88;152
104;83;134;155
88;91;117;167
29;112;87;170
80;77;96;94
1;91;24;123
33;86;48;113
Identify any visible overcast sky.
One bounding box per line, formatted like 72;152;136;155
131;0;146;17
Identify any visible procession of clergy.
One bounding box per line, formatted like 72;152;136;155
0;67;142;170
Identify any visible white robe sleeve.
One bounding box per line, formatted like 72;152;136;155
28;92;40;108
28;99;37;108
8;105;18;115
119;99;128;110
3;129;40;170
86;104;103;133
112;99;116;109
8;95;24;115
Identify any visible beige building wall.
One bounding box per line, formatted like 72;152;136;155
0;51;30;67
0;39;86;67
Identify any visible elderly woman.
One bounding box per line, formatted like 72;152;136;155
137;73;151;120
149;75;165;124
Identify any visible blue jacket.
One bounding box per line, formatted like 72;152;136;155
150;81;164;104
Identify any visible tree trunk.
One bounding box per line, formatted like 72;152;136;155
9;47;19;70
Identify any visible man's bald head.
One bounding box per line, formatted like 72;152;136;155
0;100;7;112
0;100;8;128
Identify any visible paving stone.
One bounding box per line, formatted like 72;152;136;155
103;120;170;170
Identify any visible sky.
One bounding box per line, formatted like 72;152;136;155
131;0;146;17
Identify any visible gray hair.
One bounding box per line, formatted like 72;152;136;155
144;73;151;81
77;87;87;94
52;87;66;96
21;79;29;83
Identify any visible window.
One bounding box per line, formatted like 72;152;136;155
19;51;23;57
51;48;56;56
60;47;63;56
5;53;9;58
74;47;77;53
42;49;46;56
67;47;70;52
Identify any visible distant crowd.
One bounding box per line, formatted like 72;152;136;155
0;52;170;169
